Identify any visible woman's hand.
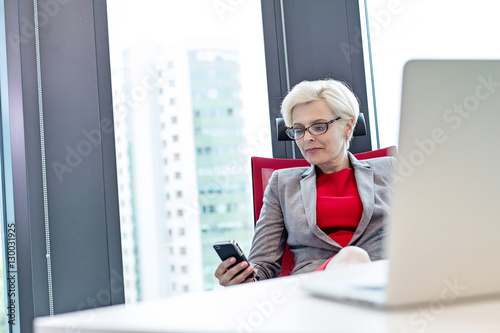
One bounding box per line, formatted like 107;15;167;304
214;257;258;286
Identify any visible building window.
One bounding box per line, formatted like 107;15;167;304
175;172;181;179
172;135;179;142
180;247;187;255
171;116;177;123
176;191;182;198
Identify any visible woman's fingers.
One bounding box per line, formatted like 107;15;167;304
214;259;257;286
214;257;236;279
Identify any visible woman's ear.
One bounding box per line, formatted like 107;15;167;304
345;117;355;138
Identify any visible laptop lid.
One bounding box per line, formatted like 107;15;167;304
385;60;500;306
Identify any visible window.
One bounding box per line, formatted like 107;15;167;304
364;0;500;148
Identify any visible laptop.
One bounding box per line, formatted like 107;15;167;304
301;60;500;308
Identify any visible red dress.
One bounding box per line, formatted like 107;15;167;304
315;168;363;271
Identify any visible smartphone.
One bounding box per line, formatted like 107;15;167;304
213;240;256;280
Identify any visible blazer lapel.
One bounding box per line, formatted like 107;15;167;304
300;166;343;249
348;152;375;245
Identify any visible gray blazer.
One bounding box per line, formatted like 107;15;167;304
248;152;396;280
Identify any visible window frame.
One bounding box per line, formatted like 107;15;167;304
261;0;373;158
1;1;124;332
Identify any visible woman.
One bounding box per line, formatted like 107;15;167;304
215;79;396;286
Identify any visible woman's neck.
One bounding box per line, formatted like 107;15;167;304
316;152;351;174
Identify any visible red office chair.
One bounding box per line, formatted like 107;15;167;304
251;146;397;277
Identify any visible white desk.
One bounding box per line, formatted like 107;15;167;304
34;271;500;333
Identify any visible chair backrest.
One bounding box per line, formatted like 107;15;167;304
250;146;397;277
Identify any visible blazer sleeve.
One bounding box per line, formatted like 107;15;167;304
248;170;287;279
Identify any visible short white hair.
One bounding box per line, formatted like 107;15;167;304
281;79;360;148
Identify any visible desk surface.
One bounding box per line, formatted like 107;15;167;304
34;271;500;333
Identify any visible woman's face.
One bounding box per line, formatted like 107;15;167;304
291;100;353;174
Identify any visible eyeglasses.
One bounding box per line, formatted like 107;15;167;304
285;117;342;140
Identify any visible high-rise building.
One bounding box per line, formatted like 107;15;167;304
187;40;254;290
111;38;254;299
112;41;204;302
